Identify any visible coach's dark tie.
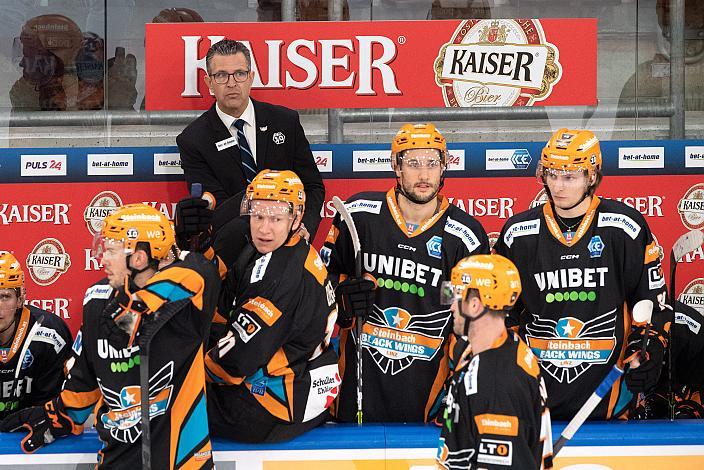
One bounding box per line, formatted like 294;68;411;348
233;119;257;183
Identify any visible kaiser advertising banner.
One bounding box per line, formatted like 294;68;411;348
145;19;597;111
0;141;702;335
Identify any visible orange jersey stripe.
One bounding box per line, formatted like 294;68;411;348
170;346;210;469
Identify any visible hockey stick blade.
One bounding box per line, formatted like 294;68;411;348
553;365;624;456
671;229;704;262
332;196;362;278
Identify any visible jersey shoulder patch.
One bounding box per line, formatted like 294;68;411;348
345;198;383;215
250;252;273;283
502;218;541;248
444;211;483;253
516;338;540;379
83;283;114;305
597;211;641;240
34;325;68;353
304;246;328;286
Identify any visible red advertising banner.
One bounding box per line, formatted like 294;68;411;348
2;175;701;336
145;19;597;111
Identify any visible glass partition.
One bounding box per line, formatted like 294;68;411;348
0;0;701;147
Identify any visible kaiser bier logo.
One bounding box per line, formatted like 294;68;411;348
435;19;562;107
530;188;549;209
26;238;71;286
487;231;500;250
679;278;704;316
677;184;704;230
84;191;123;235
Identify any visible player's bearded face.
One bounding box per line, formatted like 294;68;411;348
397;149;444;204
0;289;21;331
100;240;130;289
544;169;591;210
249;200;297;254
450;298;467;336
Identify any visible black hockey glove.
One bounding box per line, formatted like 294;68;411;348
0;398;77;453
624;328;666;393
175;196;212;252
104;277;150;348
336;276;375;326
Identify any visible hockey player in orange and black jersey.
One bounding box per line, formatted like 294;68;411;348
0;252;72;420
325;123;489;423
437;254;552;470
0;204;220;469
205;170;339;443
494;128;669;421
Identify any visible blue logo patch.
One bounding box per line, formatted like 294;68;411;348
21;350;34;370
588;236;605;258
72;330;83;356
511;149;532;169
319;246;331;266
251;378;267;396
426;236;443;259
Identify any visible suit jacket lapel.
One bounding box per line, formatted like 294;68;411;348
207;104;246;180
253;99;270;169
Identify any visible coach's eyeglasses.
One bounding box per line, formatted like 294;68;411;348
211;70;250;84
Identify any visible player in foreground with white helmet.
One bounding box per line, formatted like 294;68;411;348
1;204;220;469
0;252;72;421
323;123;489;423
205;169;339;442
437;254;552;470
494;128;669;420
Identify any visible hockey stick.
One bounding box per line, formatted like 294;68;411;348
12;314;45;399
332;196;364;425
139;325;152;470
553;365;624;456
668;229;704;419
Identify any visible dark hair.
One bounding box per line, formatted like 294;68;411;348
205;39;251;74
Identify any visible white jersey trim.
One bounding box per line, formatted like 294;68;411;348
503;219;541;248
344;199;382;214
597;212;641;240
444;217;481;252
83;284;113;305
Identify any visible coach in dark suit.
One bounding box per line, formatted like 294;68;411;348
177;39;324;239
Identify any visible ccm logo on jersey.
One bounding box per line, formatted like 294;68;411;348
478;439;513;466
234;312;262;343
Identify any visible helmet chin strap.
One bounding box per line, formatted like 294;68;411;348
460;299;490;337
125;254;152;282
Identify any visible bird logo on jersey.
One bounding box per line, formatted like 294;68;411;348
525;309;617;383
98;362;174;443
359;306;450;375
